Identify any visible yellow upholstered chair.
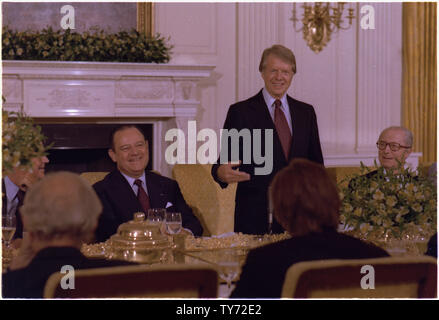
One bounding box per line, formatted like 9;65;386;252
43;264;219;298
281;256;437;298
325;167;369;187
326;164;432;188
80;171;109;185
172;164;237;236
80;171;164;186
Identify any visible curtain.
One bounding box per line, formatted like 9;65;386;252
402;2;437;165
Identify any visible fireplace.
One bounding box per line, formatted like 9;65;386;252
39;123;153;174
2;60;215;177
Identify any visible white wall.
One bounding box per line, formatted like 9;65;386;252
155;2;237;135
155;2;417;167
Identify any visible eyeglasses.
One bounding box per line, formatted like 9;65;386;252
376;141;411;152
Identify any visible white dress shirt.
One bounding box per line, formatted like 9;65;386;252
120;172;149;197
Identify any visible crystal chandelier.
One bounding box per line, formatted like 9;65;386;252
290;2;356;53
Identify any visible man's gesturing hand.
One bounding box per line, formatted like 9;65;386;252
217;162;251;184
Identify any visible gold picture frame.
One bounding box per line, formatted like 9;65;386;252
137;2;154;37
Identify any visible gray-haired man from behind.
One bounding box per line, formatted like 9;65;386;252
2;171;134;298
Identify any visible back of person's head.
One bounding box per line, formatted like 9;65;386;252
20;171;102;241
259;44;297;74
269;159;340;236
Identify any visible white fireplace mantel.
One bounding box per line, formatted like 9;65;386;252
2;60;215;119
2;60;215;177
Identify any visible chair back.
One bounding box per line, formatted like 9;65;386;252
80;172;109;185
44;264;218;298
325;167;369;187
281;256;437;298
172;164;236;236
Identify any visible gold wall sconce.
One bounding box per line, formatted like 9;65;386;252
290;2;356;53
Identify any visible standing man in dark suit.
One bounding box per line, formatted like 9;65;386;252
2;155;49;242
93;125;203;242
212;44;324;235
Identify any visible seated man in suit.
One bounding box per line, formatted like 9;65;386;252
231;159;389;298
93;125;203;242
2;155;49;243
2;171;134;298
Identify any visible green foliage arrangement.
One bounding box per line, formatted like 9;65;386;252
2;108;50;175
338;163;437;239
2;26;172;63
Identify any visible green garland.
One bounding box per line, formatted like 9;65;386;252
2;26;172;63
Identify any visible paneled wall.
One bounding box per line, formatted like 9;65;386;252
2;2;415;167
155;2;237;136
155;2;410;167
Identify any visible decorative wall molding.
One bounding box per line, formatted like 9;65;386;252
356;3;403;153
2;60;214;118
237;2;281;101
155;3;217;56
2;60;215;177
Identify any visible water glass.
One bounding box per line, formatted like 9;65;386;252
165;212;182;235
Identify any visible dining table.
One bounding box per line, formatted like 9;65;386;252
80;232;292;298
80;229;430;297
2;229;430;298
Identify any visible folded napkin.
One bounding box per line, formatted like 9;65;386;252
211;232;237;239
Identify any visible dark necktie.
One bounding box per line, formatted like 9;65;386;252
273;99;292;160
14;189;25;239
134;179;150;213
16;189;25;207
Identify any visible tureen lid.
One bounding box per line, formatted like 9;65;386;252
109;212;171;247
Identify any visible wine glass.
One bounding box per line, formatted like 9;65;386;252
147;208;166;234
147;208;165;224
165;212;182;235
2;214;17;249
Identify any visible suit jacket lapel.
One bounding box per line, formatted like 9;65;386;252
2;179;7;217
145;171;166;208
112;171;143;220
287;95;304;160
250;90;276;130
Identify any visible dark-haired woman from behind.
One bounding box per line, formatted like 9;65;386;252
231;159;389;298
